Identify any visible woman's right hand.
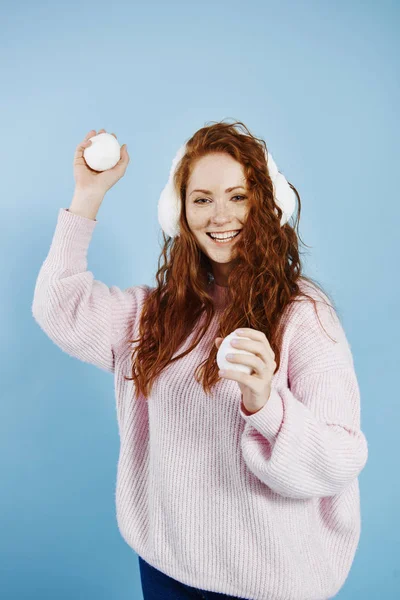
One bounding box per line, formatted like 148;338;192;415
73;129;130;197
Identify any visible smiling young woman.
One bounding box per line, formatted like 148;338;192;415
32;119;367;600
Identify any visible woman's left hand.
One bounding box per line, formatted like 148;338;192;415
215;328;276;415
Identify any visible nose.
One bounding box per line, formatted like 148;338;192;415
210;203;235;224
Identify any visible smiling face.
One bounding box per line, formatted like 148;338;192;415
185;152;249;287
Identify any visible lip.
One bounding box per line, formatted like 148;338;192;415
206;229;241;234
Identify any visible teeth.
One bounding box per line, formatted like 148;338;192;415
209;231;240;240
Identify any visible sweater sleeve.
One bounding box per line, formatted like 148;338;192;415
238;292;369;499
32;208;148;374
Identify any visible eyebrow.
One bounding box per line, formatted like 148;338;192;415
189;185;246;196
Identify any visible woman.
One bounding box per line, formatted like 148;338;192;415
32;119;368;600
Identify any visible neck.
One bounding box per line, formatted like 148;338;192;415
209;280;229;308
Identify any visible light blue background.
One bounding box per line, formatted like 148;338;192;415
1;0;398;598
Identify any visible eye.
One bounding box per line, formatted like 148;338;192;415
194;195;247;204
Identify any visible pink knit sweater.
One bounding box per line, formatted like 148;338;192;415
32;208;368;600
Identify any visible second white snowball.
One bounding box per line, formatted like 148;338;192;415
216;331;254;375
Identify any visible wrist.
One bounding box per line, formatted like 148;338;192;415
72;188;104;205
70;189;104;220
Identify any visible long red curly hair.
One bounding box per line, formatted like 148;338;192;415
124;119;337;400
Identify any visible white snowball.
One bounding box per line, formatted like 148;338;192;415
83;132;121;171
216;331;254;375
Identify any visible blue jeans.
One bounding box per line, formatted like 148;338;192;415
138;556;248;599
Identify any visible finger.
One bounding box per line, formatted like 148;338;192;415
215;338;223;348
75;138;93;160
119;144;129;162
84;129;96;141
81;131;120;151
96;130;118;142
235;328;266;342
230;338;268;367
218;368;255;385
236;329;275;361
75;130;96;160
226;352;263;376
107;144;129;172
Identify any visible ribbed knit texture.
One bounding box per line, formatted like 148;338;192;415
32;208;368;600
